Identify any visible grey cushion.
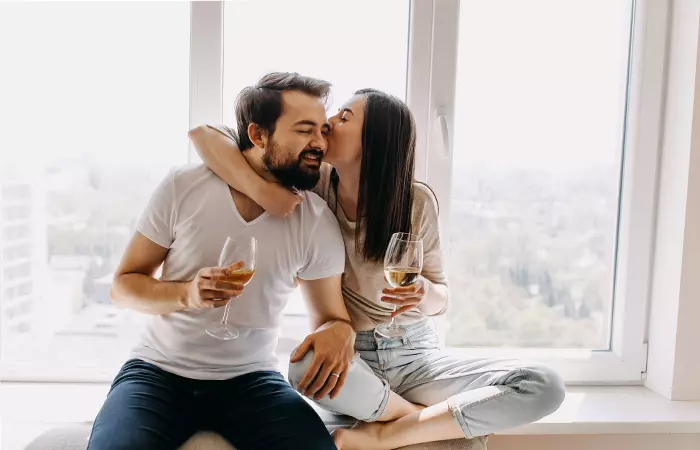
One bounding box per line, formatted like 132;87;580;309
24;424;235;450
26;423;487;450
398;437;488;450
25;407;487;450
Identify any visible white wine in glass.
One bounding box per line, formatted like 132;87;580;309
205;236;257;340
376;232;423;339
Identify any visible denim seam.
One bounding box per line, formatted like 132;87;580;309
448;388;517;438
378;349;395;372
460;386;516;410
395;369;519;396
363;377;392;422
519;368;530;382
447;396;474;439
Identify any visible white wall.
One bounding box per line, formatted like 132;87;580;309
489;434;700;450
645;0;700;400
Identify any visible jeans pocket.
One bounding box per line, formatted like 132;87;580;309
405;333;441;351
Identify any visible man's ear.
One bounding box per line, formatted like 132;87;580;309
248;123;267;148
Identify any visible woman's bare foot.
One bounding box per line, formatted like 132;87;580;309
332;422;389;450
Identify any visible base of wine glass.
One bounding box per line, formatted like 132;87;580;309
375;323;406;339
205;322;240;340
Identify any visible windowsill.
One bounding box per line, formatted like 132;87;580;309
502;386;700;435
2;384;700;437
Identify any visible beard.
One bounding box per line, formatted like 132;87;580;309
263;139;322;191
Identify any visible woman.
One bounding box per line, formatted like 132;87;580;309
190;88;565;449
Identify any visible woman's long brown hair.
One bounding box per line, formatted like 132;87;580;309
333;88;417;263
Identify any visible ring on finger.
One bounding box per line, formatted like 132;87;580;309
330;372;341;378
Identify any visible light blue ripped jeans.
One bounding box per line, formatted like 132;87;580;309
288;319;565;438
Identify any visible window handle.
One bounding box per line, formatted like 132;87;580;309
437;113;450;157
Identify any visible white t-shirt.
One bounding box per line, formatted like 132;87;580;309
130;164;345;380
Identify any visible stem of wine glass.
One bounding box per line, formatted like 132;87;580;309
220;300;232;325
389;307;398;330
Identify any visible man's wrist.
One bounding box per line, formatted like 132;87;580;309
327;318;354;330
176;281;191;311
317;318;355;336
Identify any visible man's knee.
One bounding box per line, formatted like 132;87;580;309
288;349;315;389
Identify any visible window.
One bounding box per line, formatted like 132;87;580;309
5;300;32;321
3;244;31;262
222;0;409;123
3;263;31;280
220;0;410;355
1;0;664;384
2;225;30;241
444;0;634;349
18;282;32;297
412;0;662;382
10;322;31;334
0;1;190;380
2;205;31;222
2;185;31;201
4;287;17;302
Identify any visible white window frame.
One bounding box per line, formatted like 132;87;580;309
193;0;668;384
1;0;666;384
189;1;224;161
408;0;668;384
1;2;208;384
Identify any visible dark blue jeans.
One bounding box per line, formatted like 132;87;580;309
88;359;337;450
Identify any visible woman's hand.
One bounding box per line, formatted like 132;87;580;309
381;276;429;317
257;182;304;218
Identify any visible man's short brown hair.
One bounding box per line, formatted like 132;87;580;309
233;72;331;150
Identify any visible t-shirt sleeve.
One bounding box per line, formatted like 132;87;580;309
297;203;346;280
135;170;177;249
206;124;238;142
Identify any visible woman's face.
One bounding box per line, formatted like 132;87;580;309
325;95;366;166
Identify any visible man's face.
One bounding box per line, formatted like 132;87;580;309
263;91;329;190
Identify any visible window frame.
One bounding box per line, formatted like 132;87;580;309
407;0;668;384
189;1;224;161
0;2;199;383
0;0;667;384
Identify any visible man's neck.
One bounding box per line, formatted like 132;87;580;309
243;147;277;183
228;148;272;222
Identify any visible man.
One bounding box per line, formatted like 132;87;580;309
88;73;354;450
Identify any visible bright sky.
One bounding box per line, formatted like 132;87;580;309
0;0;633;171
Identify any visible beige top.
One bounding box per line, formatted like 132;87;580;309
207;125;448;332
312;163;448;331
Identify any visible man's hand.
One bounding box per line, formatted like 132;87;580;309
257;182;303;218
185;262;245;310
290;321;355;400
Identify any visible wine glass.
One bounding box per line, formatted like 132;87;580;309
205;236;257;340
375;232;423;339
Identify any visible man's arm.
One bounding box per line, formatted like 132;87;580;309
290;275;356;400
299;275;351;330
111;232;244;315
188;125;301;217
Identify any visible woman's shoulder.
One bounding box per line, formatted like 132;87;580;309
411;182;440;238
413;181;440;215
310;162;334;202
